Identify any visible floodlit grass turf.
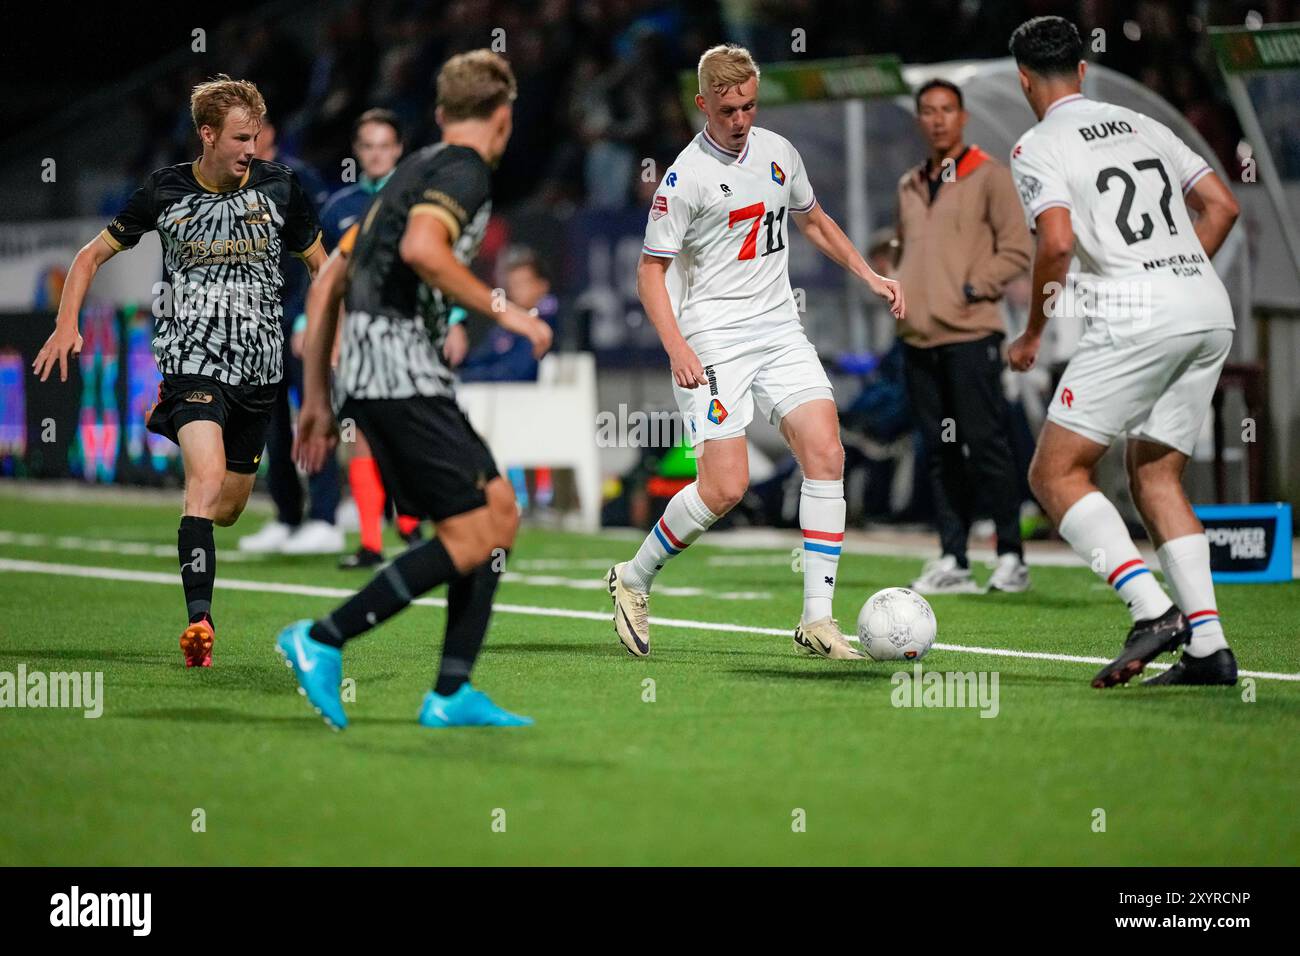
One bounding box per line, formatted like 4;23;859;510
0;488;1297;865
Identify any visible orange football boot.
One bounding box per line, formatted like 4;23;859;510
180;616;215;668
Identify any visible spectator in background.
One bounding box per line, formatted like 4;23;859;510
238;119;344;557
457;247;558;382
894;79;1032;594
317;109;424;570
319;109;403;248
456;247;560;509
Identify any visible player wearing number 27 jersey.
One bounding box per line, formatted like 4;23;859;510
1011;89;1237;454
607;44;905;663
1006;16;1241;690
1010;94;1234;348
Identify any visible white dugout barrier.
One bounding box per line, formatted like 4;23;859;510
456;352;603;531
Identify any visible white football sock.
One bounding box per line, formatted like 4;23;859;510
622;482;717;592
800;478;845;623
1058;491;1172;623
1157;533;1228;657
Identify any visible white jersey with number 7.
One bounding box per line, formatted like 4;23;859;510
643;126;817;356
1010;94;1235;346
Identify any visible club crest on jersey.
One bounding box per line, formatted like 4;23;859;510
1018;175;1042;205
242;201;271;225
770;161;786;185
707;399;728;425
650;195;669;221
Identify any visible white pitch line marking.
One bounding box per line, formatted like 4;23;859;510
502;571;767;600
512;558;620;571
0;533;765;599
707;555;793;567
0;530;268;562
1;557;1297;682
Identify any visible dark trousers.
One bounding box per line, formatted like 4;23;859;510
265;353;340;526
903;333;1023;564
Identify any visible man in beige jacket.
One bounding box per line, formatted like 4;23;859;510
896;78;1033;594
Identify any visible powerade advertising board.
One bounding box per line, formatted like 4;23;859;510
1193;503;1293;583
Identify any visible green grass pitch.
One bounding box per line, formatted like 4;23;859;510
1;488;1296;865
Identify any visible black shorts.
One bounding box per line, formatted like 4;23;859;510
146;373;277;474
342;395;500;522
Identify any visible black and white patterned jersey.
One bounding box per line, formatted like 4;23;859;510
101;159;322;386
338;143;492;400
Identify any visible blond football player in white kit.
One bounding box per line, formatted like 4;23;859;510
606;44;904;660
1005;17;1242;687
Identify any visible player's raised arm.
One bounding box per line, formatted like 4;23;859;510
1008;205;1074;372
637;253;706;389
1184;171;1240;260
791;204;904;320
33;235;118;382
399;213;551;358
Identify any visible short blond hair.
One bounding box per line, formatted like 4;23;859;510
437;50;518;122
698;44;760;96
190;74;266;134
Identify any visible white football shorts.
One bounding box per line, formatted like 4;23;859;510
1047;327;1232;455
673;329;834;445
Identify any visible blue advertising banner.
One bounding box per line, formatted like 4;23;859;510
1193;502;1294;583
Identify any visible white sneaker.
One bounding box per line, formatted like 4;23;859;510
238;521;294;553
280;520;345;555
986;553;1031;593
911;555;980;595
335;497;360;533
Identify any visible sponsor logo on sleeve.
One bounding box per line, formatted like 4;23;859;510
1018;175;1043;205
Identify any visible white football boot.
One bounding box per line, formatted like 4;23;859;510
606;562;650;657
793;617;864;659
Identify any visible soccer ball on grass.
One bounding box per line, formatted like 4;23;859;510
856;587;937;661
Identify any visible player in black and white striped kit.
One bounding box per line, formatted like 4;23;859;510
34;75;326;667
275;51;552;730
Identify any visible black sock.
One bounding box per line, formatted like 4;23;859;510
435;550;507;696
178;516;216;624
311;537;457;647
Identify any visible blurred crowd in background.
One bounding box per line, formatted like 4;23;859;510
2;0;1294;531
103;0;1300;221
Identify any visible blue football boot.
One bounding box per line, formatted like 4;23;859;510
275;620;348;730
417;684;533;728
